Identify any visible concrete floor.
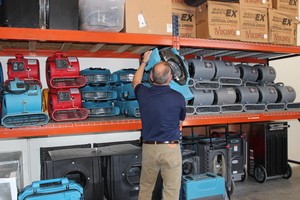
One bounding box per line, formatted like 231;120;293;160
231;165;300;200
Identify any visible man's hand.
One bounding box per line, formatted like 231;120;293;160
132;50;152;89
142;50;152;64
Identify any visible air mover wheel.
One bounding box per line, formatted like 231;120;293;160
226;179;235;197
283;163;292;179
254;165;267;183
241;166;248;182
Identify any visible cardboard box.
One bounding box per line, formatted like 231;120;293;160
268;9;295;45
239;0;272;8
172;0;196;38
272;0;298;16
196;1;241;41
123;0;173;35
240;6;268;43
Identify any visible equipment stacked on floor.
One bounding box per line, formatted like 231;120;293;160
196;125;235;196
18;178;84;200
1;54;49;128
80;68;120;117
249;121;292;183
46;52;88;122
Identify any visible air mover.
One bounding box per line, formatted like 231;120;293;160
80;67;117;85
82;101;120;117
115;100;140;117
187;58;215;81
112;68;136;83
80;85;118;101
7;54;40;83
1;78;49;128
46;52;86;89
18;178;84;200
112;83;136;100
145;48;194;100
48;88;88;122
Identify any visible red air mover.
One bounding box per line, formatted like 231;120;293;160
46;52;86;89
48;88;88;122
7;54;40;82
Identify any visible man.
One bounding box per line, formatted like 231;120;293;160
132;50;186;200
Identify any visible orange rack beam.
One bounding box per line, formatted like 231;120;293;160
0;111;300;139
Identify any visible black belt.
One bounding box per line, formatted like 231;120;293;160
143;140;179;144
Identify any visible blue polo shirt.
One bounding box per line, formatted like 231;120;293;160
135;83;186;141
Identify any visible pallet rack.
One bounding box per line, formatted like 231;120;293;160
1;27;300;139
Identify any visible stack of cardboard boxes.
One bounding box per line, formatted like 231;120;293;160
122;0;298;46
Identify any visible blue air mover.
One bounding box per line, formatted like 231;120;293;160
112;83;136;100
0;61;4;84
82;101;120;117
112;68;136;83
18;178;84;200
145;48;194;100
182;173;226;200
1;78;49;128
80;67;117;85
115;100;140;117
80;85;118;101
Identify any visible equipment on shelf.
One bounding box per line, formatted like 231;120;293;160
46;52;86;89
0;0;40;28
249;122;292;183
213;60;242;86
1;78;49;128
235;85;266;112
112;68;136;83
274;82;296;103
7;54;40;83
236;63;259;83
115;100;140;118
80;85;118;101
80;67;117;85
213;87;243;113
82;101;120;117
257;84;286;111
112;83;136;100
0;62;3;84
48;88;88;122
254;64;276;83
187;58;215;81
44;0;79;30
18;178;84;200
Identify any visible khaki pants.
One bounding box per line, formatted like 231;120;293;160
138;143;182;200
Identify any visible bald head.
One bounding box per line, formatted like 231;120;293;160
151;61;172;85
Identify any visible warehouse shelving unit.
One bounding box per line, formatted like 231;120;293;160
1;27;300;139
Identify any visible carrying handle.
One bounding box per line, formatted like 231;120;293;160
208;124;229;149
32;178;69;189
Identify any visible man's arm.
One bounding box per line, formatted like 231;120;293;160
132;50;152;89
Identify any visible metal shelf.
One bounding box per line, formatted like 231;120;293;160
0;111;300;139
1;27;300;139
1;27;300;60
